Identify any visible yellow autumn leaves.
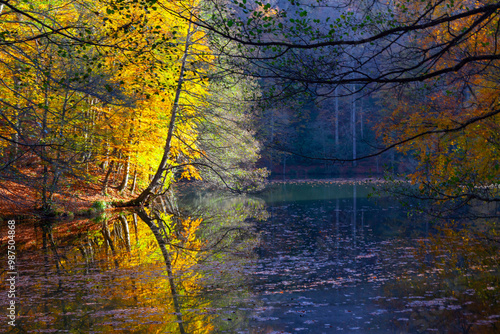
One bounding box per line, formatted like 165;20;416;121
0;0;209;209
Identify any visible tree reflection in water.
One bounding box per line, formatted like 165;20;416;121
381;222;500;333
3;182;499;333
0;192;266;333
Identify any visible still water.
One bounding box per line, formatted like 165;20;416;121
1;181;499;333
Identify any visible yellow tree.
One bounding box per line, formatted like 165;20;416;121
0;0;120;211
0;0;210;211
128;0;211;206
84;0;210;200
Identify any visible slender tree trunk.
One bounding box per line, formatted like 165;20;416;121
321;120;327;171
41;59;52;212
335;86;339;148
12;89;20;160
102;148;117;195
10;11;24;162
118;155;130;193
127;19;194;206
113;152;123;182
352;85;357;167
132;212;138;244
130;168;138;194
119;215;131;252
119;114;135;193
137;210;186;334
102;161;115;195
359;98;363;140
101;219;119;268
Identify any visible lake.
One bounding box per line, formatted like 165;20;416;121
1;181;498;333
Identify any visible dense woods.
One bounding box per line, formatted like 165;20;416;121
1;0;500;214
0;0;265;212
1;1;500;332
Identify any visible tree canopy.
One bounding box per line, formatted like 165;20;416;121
1;0;500;212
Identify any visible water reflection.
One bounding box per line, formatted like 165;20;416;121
0;192;265;333
381;223;500;333
0;182;498;333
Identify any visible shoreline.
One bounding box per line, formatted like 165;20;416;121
1;176;405;219
0;178;134;220
268;176;402;184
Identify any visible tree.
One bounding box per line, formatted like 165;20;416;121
194;72;269;192
0;0;134;211
175;0;500;157
0;0;217;211
128;2;208;205
375;0;500;215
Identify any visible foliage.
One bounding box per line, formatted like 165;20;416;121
0;0;267;210
91;200;107;212
194;73;269;192
375;0;500;214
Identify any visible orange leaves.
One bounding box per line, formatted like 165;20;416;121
180;164;202;181
377;0;500;197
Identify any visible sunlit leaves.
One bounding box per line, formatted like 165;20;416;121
0;0;213;207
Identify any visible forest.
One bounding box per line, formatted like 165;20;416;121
1;1;500;333
0;0;499;215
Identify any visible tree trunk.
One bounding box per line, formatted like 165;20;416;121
40;59;52;212
101;220;119;268
127;19;194;206
137;210;186;334
335;86;339;149
118;113;135;193
102;161;115;195
102;148;117;195
130;168;138;194
359;98;364;140
132;212;138;244
118;154;130;193
352;84;357;167
119;215;131;252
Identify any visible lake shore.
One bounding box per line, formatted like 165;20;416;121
0;178;134;219
268;176;399;184
1;176;401;219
